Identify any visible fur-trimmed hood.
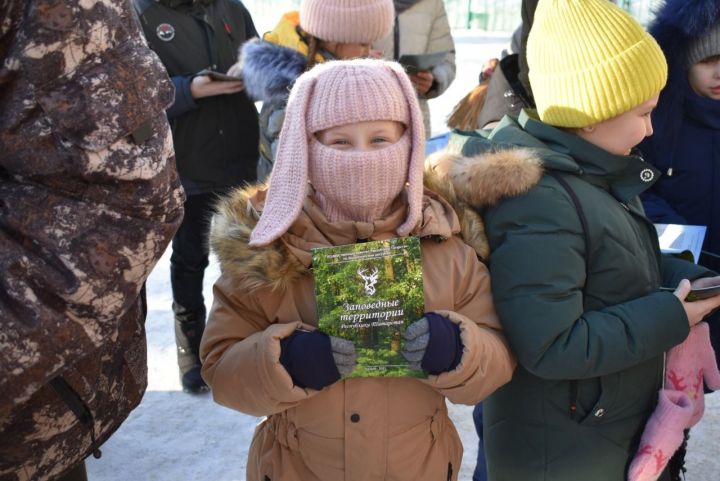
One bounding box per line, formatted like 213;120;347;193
424;146;544;258
650;0;720;52
644;0;720;164
239;39;308;103
236;12;331;104
210;184;475;292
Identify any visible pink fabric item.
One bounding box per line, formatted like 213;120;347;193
309;134;410;223
249;59;426;247
299;0;394;44
665;321;720;427
627;389;694;481
628;322;720;481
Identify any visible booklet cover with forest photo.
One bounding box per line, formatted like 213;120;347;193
312;237;425;379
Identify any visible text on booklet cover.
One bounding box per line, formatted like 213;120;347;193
312;237;425;378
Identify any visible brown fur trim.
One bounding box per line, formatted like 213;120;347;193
427;148;543;208
424;159;490;260
210;184;308;292
424;147;544;259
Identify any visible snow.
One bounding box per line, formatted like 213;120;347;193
86;34;720;481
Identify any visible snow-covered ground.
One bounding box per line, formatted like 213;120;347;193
86;34;720;480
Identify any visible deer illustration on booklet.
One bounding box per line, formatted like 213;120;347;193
358;267;380;295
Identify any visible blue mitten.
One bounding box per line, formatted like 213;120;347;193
279;330;356;390
401;312;463;375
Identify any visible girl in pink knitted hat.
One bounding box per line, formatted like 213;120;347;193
200;59;516;481
229;0;396;181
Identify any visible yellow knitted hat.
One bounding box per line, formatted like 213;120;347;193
527;0;668;128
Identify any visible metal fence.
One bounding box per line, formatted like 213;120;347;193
242;0;664;34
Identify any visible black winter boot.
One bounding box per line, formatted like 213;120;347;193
174;305;209;394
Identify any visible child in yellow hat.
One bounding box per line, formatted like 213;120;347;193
427;0;720;479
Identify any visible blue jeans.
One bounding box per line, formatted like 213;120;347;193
473;403;488;481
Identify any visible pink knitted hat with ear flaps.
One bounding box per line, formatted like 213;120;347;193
249;59;426;247
300;0;395;44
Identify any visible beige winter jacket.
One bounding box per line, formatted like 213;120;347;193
374;0;456;136
201;185;515;481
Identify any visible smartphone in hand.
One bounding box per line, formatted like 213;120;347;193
661;284;720;301
196;69;243;82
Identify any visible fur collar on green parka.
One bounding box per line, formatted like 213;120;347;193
424;145;544;260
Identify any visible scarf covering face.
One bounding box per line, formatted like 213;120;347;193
394;0;422;14
309;133;410;223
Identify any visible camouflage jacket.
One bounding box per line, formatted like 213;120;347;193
0;1;184;480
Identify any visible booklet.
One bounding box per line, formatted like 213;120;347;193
398;51;451;74
312;237;426;379
654;224;707;264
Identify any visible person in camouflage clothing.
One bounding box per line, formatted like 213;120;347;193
0;1;184;480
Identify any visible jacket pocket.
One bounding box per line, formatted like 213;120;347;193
33;42;173;151
576;363;659;427
387;410;462;480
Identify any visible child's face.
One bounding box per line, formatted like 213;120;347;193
315;120;405;151
688;55;720;100
575;94;659;156
321;42;372;60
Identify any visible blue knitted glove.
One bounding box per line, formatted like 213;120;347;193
401;312;463;375
279;330;356;390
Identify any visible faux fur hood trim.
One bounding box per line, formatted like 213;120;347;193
210;184;308;293
426;147;544;208
645;0;720;166
424;147;543;260
238;39;308;103
650;0;720;41
210;184;469;291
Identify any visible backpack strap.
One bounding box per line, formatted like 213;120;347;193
547;171;591;280
547;171;590;421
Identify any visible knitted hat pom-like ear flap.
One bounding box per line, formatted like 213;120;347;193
249;74;317;246
389;64;426;237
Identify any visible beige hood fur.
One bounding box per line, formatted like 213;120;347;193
211;148;543;292
210;183;481;292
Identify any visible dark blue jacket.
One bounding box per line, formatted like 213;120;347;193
640;0;720;258
640;79;720;256
640;0;720;373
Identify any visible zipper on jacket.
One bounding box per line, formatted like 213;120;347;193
568;380;578;419
222;16;234;42
50;377;103;459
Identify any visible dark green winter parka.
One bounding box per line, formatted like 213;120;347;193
429;110;713;481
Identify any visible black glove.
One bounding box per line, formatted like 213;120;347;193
401;312;463;375
279;330;356;390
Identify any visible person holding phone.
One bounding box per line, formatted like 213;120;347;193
373;0;457;136
134;0;260;394
429;0;720;479
230;0;396;181
639;0;720;382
